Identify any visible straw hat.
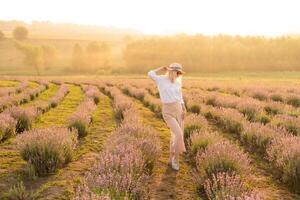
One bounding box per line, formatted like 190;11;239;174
167;63;185;74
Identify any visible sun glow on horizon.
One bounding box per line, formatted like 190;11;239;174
1;0;300;36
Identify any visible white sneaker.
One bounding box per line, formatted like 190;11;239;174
171;158;179;171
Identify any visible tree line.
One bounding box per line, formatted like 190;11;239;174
71;42;111;73
123;34;300;73
2;25;300;74
1;26;111;75
14;41;111;75
15;42;56;75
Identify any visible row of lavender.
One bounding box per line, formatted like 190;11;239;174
73;85;161;199
185;113;261;199
0;83;68;142
0;81;28;97
184;89;300;137
129;78;300;109
120;84;162;118
13;84;100;178
68;84;100;137
0;81;49;113
182;80;300;108
119;82;261;199
124;81;299;153
197;104;300;192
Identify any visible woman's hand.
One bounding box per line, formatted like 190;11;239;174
154;66;168;73
161;66;168;71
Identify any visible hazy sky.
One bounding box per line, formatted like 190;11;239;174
1;0;300;35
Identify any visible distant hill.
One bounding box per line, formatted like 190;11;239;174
0;20;143;41
0;20;144;74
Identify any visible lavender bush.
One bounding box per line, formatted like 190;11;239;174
7;106;38;133
108;119;160;173
271;114;300;136
184;113;208;145
250;90;269;101
203;106;245;135
236;100;263;121
270;93;284;102
49;84;69;108
241;122;279;152
16;81;28;93
286;95;300;107
85;146;148;199
15;127;78;176
0;113;17;141
68;99;96;137
190;130;223;156
83;85;101;104
266;134;300;191
105;87;134;121
143;93;162;118
204;172;260;200
264;101;284;115
195;141;250;182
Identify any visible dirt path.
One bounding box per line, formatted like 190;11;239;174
130;97;200;200
0;84;84;196
32;93;116;200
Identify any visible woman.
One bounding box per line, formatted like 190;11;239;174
148;63;186;171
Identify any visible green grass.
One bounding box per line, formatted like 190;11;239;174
21;83;59;108
35;83;58;101
0;80;19;87
28;81;40;88
34;84;84;128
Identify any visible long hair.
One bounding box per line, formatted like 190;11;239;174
166;70;182;84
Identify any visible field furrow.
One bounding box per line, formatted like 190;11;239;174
33;84;83;128
21;83;59;108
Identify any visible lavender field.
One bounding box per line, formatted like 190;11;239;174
0;76;299;200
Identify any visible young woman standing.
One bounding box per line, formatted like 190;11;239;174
148;63;186;171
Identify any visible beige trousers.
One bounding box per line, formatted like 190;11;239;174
162;101;186;155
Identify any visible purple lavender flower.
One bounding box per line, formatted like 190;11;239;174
15;127;78;176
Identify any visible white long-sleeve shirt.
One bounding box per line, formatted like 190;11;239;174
148;70;184;104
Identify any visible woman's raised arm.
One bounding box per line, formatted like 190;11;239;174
148;66;167;82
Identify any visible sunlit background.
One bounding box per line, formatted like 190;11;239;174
1;0;300;35
1;0;300;76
